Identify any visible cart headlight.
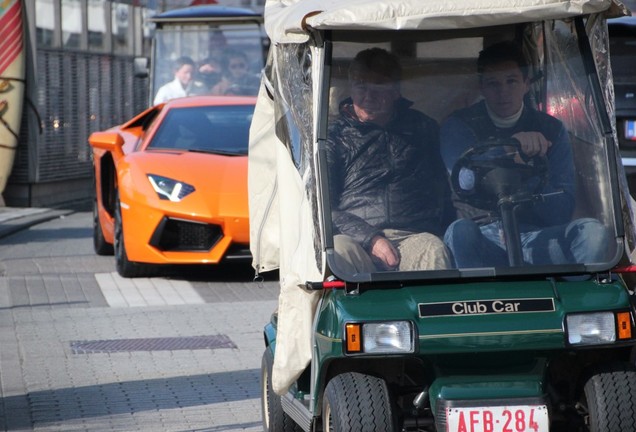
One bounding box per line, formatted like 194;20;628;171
147;174;195;202
345;321;413;354
567;312;615;345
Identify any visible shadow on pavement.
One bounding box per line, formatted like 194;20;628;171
160;262;279;283
1;369;260;430
0;227;93;244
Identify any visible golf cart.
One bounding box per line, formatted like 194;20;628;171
135;5;267;106
249;0;636;430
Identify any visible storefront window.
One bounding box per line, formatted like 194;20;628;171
140;8;154;56
35;0;55;47
112;2;131;54
88;0;108;51
61;0;82;49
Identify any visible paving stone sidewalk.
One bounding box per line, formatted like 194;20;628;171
0;211;281;431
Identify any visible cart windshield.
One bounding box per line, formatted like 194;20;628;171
151;23;264;103
322;22;621;280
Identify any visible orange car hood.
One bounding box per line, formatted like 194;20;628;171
126;149;248;206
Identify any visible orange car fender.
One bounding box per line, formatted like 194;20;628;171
115;157;160;261
92;147;116;245
213;160;250;244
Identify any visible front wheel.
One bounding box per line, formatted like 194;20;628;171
323;372;397;432
582;365;636;431
93;199;113;256
261;349;302;432
114;192;154;278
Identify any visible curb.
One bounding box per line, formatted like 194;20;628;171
0;208;75;240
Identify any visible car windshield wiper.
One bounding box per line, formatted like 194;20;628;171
187;148;247;156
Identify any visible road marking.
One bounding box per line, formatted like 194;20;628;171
95;273;205;307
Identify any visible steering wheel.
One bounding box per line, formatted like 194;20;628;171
450;138;549;211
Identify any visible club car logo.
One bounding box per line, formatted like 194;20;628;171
418;298;555;317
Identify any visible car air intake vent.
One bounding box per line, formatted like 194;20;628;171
150;217;222;251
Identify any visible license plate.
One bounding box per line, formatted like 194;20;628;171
626;120;636;141
446;404;549;432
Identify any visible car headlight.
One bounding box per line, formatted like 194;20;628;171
345;321;414;354
147;174;195;202
566;312;616;345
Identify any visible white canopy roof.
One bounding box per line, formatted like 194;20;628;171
265;0;623;43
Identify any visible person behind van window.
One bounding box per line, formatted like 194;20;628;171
325;47;454;274
440;41;609;267
153;56;195;105
211;49;259;96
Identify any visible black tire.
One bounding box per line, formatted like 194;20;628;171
582;365;636;431
261;349;302;432
93;199;114;256
322;372;397;432
113;193;154;278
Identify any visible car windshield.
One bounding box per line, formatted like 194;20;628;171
148;104;254;154
322;23;620;280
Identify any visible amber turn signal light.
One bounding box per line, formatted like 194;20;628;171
345;323;362;353
616;312;632;340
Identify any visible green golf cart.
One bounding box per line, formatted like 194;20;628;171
248;0;636;430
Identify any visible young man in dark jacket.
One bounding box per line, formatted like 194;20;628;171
326;47;454;275
441;41;609;267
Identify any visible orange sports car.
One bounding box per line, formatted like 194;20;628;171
89;95;255;277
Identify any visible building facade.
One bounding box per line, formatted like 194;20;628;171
5;0;157;207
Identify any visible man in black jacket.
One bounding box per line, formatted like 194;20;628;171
325;47;454;275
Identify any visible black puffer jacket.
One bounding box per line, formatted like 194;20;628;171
325;98;454;249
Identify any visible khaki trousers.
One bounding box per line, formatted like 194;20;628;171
333;229;451;275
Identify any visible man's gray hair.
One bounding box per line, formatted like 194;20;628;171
348;47;402;82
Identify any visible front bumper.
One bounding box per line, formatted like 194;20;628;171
119;193;249;265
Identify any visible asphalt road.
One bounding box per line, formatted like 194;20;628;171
0;211;280;431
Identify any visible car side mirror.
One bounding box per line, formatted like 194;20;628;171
89;131;125;157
